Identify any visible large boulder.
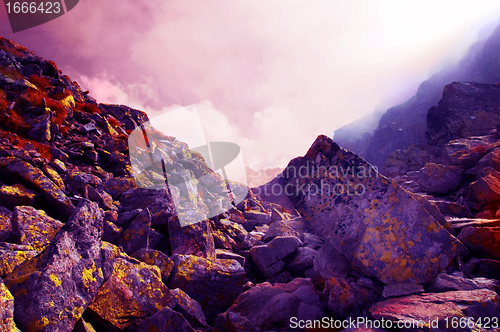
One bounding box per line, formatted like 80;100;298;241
279;135;467;284
11;206;63;251
86;243;176;330
166;254;246;323
3;201;104;332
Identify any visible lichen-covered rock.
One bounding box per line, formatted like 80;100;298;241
458;226;500;260
170;288;208;327
281;135;467;284
11;206;63;251
250;236;302;278
132;306;195;332
87;243;176;330
0;278;19;332
0;183;36;208
131;248;174;283
3;201;104;332
166;254;246;323
0;157;75;220
370;289;500;330
0;249;38;277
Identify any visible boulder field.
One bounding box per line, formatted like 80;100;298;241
0;37;499;331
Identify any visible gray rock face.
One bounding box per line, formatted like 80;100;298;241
280;135;467;284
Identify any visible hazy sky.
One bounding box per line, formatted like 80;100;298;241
1;0;500;171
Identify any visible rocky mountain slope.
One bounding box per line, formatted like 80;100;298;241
0;37;500;332
334;23;500;169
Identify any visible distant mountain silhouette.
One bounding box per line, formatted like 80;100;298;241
334;22;500;169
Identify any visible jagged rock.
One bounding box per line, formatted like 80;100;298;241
416;163;464;194
215;249;245;266
3;201;104;332
166;254;246;323
102;219;122;243
250;236;302;278
0;278;18;332
382;283;424;299
427;272;500;293
87;243;176;330
458;226;500;260
65;170;101;193
132;306;195;332
170;288;208;327
131;248;174;283
29;111;51;141
11;206;63;251
262;219;300;242
116;208;151;255
41;165;65;190
427;82;500;145
0;207;12;242
0;249;38;277
96;177;136;200
468;171;500;206
0;184;36;208
119;188;175;226
216;218;248;242
280;135;467;284
370;289;500;330
86;186;113;209
168;218;216;261
0;157;75;220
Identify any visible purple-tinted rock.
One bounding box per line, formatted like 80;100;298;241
4;201;104;332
